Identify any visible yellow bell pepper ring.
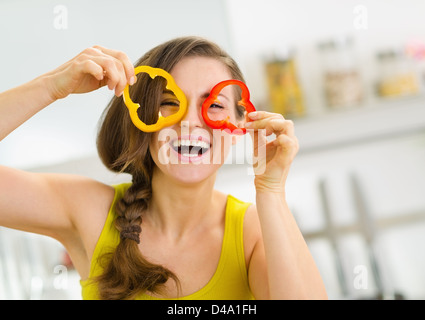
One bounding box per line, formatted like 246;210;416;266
123;66;187;132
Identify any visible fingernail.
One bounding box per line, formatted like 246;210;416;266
129;76;136;85
248;112;258;119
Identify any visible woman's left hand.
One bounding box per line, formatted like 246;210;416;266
245;111;299;194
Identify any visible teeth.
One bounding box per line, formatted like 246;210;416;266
172;139;209;149
181;152;200;158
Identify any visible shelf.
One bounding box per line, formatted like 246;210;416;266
293;95;425;154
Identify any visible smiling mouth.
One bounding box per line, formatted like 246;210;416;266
171;138;211;158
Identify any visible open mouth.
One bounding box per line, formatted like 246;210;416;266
170;138;211;158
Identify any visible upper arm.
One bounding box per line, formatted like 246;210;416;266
0;165;112;243
243;204;270;300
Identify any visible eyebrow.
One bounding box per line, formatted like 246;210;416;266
201;91;231;102
219;93;230;102
162;89;177;97
164;90;232;102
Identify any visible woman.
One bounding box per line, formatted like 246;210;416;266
0;36;327;300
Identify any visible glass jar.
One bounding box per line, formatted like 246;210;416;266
264;49;305;118
318;36;364;109
376;49;420;98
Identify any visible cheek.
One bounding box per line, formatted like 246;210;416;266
149;130;170;165
211;130;233;163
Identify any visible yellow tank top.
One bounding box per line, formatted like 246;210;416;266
80;183;255;300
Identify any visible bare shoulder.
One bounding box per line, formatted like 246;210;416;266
45;173;116;277
48;174;116;241
49;174;115;217
0;166;114;240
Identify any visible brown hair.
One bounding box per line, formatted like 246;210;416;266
95;36;245;300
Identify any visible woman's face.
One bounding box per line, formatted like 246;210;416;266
149;56;244;184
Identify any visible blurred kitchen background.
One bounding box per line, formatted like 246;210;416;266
1;0;425;299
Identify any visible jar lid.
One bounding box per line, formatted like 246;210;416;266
318;36;353;50
376;48;404;60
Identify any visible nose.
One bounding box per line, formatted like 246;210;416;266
179;97;204;129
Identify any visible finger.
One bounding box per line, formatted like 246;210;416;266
93;45;136;85
76;49;123;84
280;119;295;137
89;55;127;96
247;110;281;121
246;116;294;137
77;59;104;81
273;133;299;156
106;60;127;96
247;111;284;129
247;111;295;137
99;57;121;91
248;125;267;156
79;46;133;95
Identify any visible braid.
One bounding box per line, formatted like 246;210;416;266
95;165;179;300
115;172;150;244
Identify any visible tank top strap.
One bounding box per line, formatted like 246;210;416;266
216;194;253;296
223;195;251;266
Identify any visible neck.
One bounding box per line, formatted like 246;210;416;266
147;167;218;239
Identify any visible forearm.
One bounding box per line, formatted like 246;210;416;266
256;190;327;299
0;75;55;141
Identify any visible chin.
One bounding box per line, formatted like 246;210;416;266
161;162;220;185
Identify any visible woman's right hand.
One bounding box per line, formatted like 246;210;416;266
44;45;136;100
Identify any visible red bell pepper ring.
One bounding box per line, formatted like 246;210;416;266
201;79;256;134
